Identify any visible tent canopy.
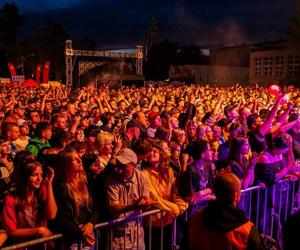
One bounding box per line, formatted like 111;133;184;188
23;79;39;87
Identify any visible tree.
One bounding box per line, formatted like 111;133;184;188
20;20;70;81
287;5;300;47
0;2;23;76
0;2;23;45
287;5;300;84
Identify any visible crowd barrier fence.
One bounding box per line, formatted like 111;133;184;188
2;179;300;250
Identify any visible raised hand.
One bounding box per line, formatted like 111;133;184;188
83;232;95;246
44;167;55;186
113;134;123;153
81;223;94;236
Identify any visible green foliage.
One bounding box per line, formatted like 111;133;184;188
0;2;24;45
20;20;70;80
287;6;300;46
0;2;23;76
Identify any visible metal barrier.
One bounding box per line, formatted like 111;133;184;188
93;208;161;250
171;179;300;250
3;179;300;250
1;210;163;250
1;234;62;250
240;179;300;244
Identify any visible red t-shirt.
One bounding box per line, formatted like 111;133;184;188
2;192;47;233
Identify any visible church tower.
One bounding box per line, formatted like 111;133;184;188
148;16;159;48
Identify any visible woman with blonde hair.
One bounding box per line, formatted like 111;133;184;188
142;142;188;250
172;128;187;149
53;149;98;249
92;131;122;173
94;131;114;172
197;124;214;142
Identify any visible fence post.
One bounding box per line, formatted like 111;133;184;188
172;217;177;250
160;210;164;250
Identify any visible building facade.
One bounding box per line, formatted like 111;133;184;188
210;45;251;67
249;47;300;85
169;65;249;85
169;40;300;85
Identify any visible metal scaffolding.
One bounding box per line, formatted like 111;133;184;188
65;40;143;87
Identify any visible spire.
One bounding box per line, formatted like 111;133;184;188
148;16;159;48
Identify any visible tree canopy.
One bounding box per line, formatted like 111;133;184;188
287;5;300;46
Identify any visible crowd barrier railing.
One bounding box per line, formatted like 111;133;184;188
2;179;300;250
93;208;161;250
1;234;63;250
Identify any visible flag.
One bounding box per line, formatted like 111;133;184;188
42;61;51;83
8;63;17;76
36;64;42;84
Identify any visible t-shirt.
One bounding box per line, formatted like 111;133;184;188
255;160;284;186
146;127;157;138
106;169;149;250
181;160;215;199
12;137;30;153
2;195;47;233
0;164;11;200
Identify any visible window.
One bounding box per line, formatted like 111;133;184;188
275;56;284;76
288;55;299;75
263;57;273;76
254;57;262;76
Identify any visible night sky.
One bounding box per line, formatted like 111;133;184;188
3;0;297;49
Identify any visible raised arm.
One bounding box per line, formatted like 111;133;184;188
271;103;293;133
259;94;283;136
212;92;223;116
95;94;104;116
40;90;50;114
43;167;57;220
103;95;113;113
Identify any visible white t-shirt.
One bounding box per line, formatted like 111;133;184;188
13;137;30;153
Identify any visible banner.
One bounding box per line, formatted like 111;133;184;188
8;63;17;76
42;61;51;83
36;64;42;83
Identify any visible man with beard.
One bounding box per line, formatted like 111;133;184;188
121;119;140;148
106;148;153;250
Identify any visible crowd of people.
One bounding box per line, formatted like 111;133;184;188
0;83;300;249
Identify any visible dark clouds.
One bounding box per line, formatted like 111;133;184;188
4;0;296;47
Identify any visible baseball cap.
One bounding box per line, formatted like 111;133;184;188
148;111;161;120
16;119;29;127
115;148;137;165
